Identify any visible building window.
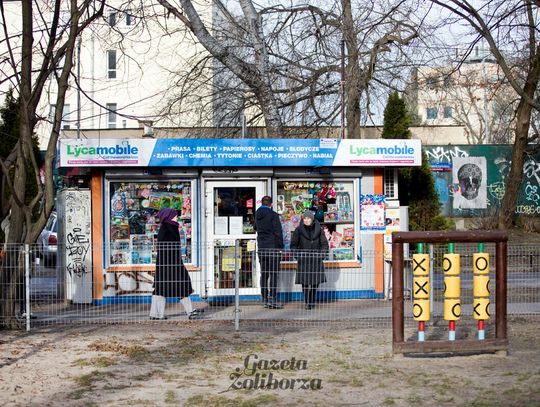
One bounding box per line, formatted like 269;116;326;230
426;77;437;89
62;104;71;129
50;10;71;28
384;168;398;200
443;76;453;87
107;50;117;79
106;103;117;128
108;11;116;26
49;103;71;128
49;104;56;122
426;107;438;120
443;106;453;119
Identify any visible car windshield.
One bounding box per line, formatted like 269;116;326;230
46;214;57;232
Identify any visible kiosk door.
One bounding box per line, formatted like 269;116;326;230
205;181;266;297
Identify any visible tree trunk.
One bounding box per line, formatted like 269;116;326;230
498;100;533;228
498;56;539;229
168;0;284;138
1;246;25;329
342;0;361;139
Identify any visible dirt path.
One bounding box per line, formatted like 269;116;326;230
0;318;539;406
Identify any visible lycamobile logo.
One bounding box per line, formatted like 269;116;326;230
349;145;414;156
67;144;139;157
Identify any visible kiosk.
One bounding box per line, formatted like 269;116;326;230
57;137;421;304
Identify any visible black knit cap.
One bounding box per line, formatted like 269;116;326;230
303;210;315;221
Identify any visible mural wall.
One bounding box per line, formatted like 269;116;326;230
425;145;540;217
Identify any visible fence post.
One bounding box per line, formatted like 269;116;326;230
234;239;240;331
429;243;434;314
24;244;30;332
392;241;404;344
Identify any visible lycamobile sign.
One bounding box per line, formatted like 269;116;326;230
67;144;139;157
58;138;422;167
349;145;415;156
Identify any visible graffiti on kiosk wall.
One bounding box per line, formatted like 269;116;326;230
425;145;540;217
64;192;91;277
103;271;153;296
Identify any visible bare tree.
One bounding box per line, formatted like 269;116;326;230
428;0;540;228
0;0;104;327
156;0;284;137
151;0;421;138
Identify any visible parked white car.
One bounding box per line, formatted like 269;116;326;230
37;211;57;266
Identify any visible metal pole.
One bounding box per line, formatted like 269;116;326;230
77;36;82;140
340;38;345;139
234;239;240;331
240;111;246;139
24;244;30;332
482;57;489;143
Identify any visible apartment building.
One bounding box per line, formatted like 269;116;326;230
30;1;220;147
411;49;515;145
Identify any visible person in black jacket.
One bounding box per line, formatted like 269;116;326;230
149;208;202;320
255;196;284;309
291;210;329;310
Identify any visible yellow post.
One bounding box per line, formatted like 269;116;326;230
473;243;490;340
412;244;430;341
443;243;460;341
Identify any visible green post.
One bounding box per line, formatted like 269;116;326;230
478;243;484;252
418;243;425;254
448;243;455;254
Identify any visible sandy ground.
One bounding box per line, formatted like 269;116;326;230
0;317;539;407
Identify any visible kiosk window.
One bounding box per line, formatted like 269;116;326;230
214;187;256;235
109;181;193;265
276;180;355;260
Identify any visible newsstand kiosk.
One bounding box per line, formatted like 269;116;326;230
57;138;420;304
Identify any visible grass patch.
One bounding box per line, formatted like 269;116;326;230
126;345;150;361
69;370;114;400
131;369;163;381
123;399;157;406
407;394;423;404
73;370;104;387
185;394;278;407
165;390;177;404
73;356;116;368
88;337;149;360
460;401;502;407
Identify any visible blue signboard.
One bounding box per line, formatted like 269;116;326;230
58;138;422;168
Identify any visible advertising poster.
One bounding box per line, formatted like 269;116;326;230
452;157;487;209
360;194;386;234
384;208;401;260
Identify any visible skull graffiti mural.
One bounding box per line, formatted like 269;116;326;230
457;163;482;200
452;157;487;209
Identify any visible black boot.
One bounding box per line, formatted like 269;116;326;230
266;297;283;309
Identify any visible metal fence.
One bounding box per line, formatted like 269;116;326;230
0;241;538;331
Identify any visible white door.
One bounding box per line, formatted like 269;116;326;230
205;180;266;297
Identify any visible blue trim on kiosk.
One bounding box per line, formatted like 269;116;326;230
93;290;384;305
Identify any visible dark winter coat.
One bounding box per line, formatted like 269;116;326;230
154;222;193;298
290;220;329;286
255;206;284;249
